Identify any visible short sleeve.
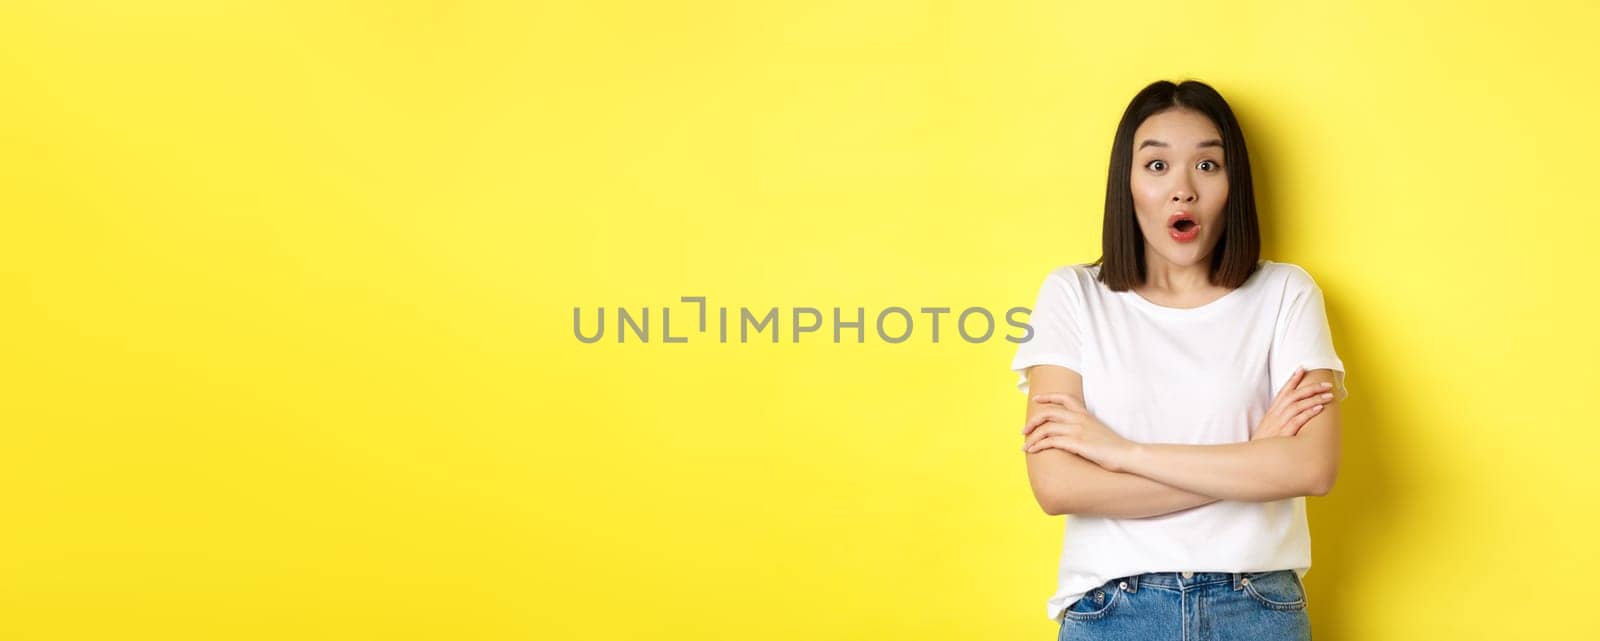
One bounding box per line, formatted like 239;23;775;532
1268;266;1349;402
1010;269;1084;395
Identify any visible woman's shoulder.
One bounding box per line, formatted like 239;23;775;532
1256;260;1324;293
1039;262;1102;292
1043;261;1101;280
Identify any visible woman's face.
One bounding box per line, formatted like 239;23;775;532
1129;108;1230;270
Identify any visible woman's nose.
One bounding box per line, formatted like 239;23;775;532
1171;190;1195;203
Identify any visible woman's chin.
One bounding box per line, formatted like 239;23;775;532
1145;241;1215;268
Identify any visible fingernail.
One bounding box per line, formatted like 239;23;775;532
1321;393;1333;400
1320;382;1332;388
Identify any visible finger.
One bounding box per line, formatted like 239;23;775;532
1023;410;1054;435
1023;407;1079;435
1023;428;1048;451
1036;390;1088;415
1026;435;1067;454
1275;399;1311;421
1286;404;1325;435
1269;379;1328;416
1024;421;1077;451
1292;380;1334;399
1022;409;1069;435
1266;395;1296;421
1032;393;1088;412
1022;430;1043;453
1023;421;1069;450
1290;392;1334;414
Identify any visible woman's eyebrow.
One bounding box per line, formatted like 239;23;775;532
1136;139;1225;150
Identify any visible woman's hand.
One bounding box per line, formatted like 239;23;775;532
1021;394;1137;472
1250;367;1336;441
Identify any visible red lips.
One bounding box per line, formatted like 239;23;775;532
1167;211;1200;243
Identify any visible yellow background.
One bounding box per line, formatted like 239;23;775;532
3;1;1596;639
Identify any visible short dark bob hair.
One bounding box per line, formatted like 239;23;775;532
1091;79;1261;291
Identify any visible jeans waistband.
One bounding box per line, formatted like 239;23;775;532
1119;571;1279;592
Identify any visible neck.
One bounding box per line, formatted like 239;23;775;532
1140;245;1213;293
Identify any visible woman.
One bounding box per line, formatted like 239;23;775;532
1010;79;1347;640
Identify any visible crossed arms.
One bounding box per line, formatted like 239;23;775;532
1021;364;1342;518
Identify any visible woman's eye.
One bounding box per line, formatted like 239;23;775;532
1198;160;1221;171
1146;160;1166;171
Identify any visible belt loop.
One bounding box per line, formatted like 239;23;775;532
1232;572;1243;591
1127;574;1139;593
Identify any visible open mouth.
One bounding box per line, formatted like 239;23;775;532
1167;212;1200;242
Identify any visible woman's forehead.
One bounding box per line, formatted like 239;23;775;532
1134;109;1222;144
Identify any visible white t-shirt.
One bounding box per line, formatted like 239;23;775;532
1010;259;1347;623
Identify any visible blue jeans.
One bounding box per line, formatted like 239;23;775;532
1057;571;1311;641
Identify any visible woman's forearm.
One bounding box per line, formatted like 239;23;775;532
1119;438;1324;502
1028;449;1221;518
